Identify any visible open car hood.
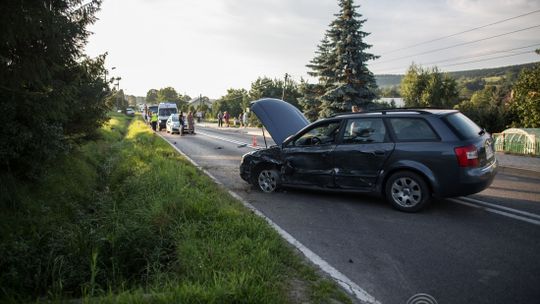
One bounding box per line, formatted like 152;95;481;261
250;98;309;146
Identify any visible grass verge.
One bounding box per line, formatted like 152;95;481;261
0;114;351;303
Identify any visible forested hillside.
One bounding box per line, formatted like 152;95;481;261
375;62;539;88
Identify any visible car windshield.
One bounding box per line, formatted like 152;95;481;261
149;106;158;113
171;115;179;122
159;108;177;116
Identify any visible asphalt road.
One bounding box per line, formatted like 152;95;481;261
160;125;540;304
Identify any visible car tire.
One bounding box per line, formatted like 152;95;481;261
253;166;280;193
385;171;431;212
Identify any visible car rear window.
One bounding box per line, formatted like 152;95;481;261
444;113;482;140
389;118;439;141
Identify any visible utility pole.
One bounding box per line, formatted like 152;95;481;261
281;73;289;100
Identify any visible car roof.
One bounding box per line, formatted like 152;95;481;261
333;108;458;119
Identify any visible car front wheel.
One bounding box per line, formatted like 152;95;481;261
385;171;431;212
254;167;280;193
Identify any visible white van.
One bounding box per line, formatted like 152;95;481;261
157;102;178;131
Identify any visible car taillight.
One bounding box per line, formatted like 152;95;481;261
454;145;479;167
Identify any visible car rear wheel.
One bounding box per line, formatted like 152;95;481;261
385;171;431;212
254;167;280;193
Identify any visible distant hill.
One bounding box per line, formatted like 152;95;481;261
375;62;539;88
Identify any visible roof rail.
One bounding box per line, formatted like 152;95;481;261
330;108;437;117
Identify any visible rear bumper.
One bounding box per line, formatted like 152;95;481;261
441;158;498;197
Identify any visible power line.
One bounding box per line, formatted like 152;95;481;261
381;9;540;55
377;50;537;74
373;24;540;65
377;43;540;72
439;50;534;68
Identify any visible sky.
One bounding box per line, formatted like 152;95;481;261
85;0;540;99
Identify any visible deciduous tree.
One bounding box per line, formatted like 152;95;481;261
509;63;540;127
401;64;458;108
146;89;158;104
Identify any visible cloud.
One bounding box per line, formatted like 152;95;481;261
447;0;540;16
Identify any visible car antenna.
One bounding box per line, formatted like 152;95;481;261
261;127;268;148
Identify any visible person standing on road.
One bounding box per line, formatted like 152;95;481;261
217;111;223;128
187;111;195;134
242;111;248;128
179;112;184;136
151;112;158;131
238;112;244;127
224;111;230;127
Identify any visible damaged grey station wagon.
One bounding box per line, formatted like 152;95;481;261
240;98;498;212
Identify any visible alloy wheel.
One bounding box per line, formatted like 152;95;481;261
391;177;422;207
258;169;278;193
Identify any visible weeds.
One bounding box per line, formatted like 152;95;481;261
0;114;351;303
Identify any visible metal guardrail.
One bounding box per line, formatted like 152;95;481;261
493;132;539;156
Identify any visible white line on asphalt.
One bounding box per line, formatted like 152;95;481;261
458;196;540;220
155;131;381;304
449;198;540;226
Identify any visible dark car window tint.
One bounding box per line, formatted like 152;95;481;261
343;118;386;144
294;122;341;146
390;118;438;141
444;112;482;140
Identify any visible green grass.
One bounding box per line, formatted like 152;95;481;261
483;76;503;83
0;114;351;303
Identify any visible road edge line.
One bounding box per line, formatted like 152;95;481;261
459;196;540;220
449;198;540;226
155;131;381;304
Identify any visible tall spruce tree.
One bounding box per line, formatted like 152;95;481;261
306;0;378;117
298;80;322;122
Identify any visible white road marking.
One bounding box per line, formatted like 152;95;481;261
196;130;261;150
458;196;540;220
449;198;540;226
156;131;381;304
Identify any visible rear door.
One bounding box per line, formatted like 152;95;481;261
281;120;341;187
333;118;394;190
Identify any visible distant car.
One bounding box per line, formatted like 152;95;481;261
125;108;135;116
240;98;498;212
166;114;182;134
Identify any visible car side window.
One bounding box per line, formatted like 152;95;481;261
389;118;439;141
342;118;387;144
294;121;341;146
